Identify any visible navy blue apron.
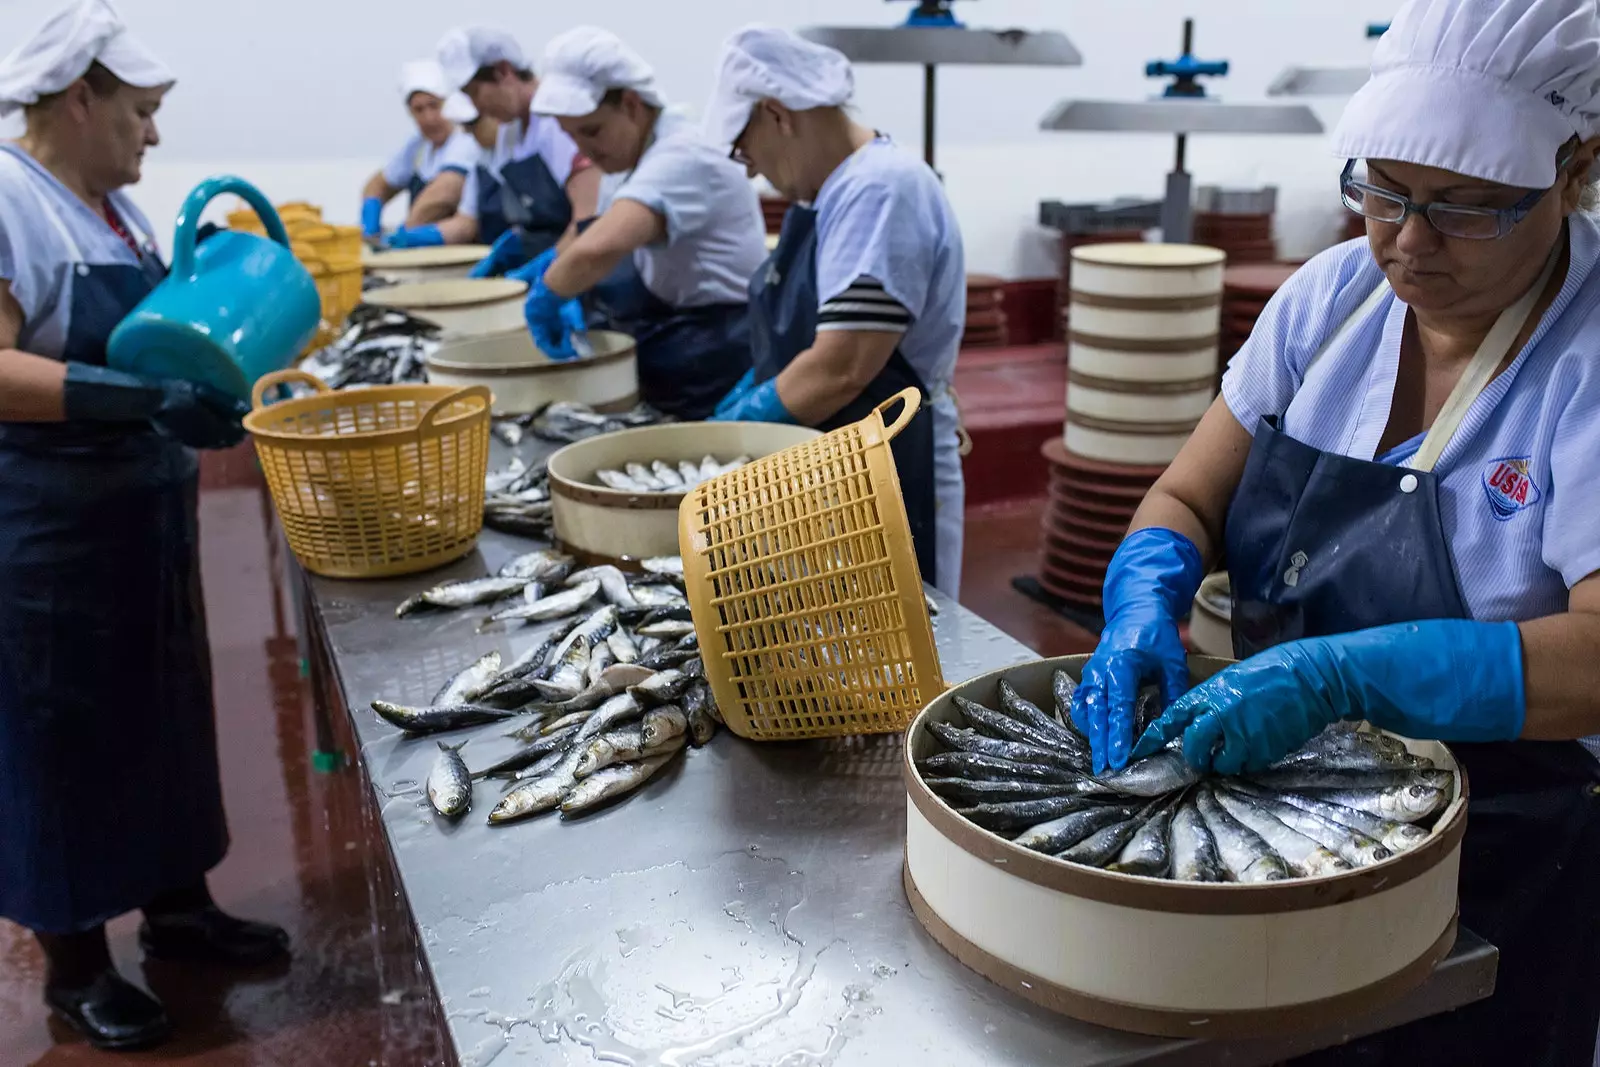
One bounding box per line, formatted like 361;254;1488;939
748;205;938;581
0;219;229;935
1229;419;1600;1063
496;150;571;271
575;218;751;421
473;164;510;248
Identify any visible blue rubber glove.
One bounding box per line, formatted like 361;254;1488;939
1133;620;1526;775
468;230;528;278
712;369;758;417
706;377;796;424
386;224;444;249
1070;528;1204;774
523;266;586;362
360;197;384;240
62;362;249;450
505;246;558;285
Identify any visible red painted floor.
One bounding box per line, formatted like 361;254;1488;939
0;458;1087;1064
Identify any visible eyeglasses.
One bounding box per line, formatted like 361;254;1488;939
1339;157;1567;240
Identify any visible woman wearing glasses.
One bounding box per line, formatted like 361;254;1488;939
1074;0;1600;1062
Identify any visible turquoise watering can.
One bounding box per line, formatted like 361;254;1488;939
107;176;320;402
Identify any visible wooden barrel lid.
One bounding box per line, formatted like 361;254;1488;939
362;245;491;270
1071;243;1226;270
363;278;527;310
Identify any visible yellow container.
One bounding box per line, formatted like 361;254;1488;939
277;202;322;223
679;388;943;740
246;370;492;579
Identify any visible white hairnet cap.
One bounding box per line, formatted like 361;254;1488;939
442;92;478;124
0;0;174;119
532;26;665;117
400;59;450;103
701;25;854;154
1333;0;1600;187
437;27;528;91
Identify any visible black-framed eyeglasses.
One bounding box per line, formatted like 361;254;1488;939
1339;157;1569;240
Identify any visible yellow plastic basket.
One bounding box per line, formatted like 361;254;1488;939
679;388;944;740
246;370;491;579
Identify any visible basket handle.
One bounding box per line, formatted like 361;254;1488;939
418;385;493;435
252;369;329;410
875;387;924;441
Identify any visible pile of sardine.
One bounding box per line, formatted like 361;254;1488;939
298;304;437;389
591;454;749;494
482;454;553;539
379;552;714;821
916;671;1456;881
489;401;668;449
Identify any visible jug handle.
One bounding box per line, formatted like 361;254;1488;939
172;176;291;280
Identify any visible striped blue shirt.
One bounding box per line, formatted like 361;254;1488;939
1222;214;1600;624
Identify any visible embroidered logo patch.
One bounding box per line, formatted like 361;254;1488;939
1481;457;1542;521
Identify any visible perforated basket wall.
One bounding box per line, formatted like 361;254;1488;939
245;370;491;579
679;389;944;740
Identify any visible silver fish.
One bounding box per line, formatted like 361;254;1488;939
540;638;593;702
1051;670;1089;740
677;460;704;486
1106;806;1177;877
686;700;717;746
427;742;472;817
640;705;689;749
1089;746;1201;798
1196;786;1290;883
574;692;645;743
628;583;687;609
1269;727;1434;773
1221;784;1392;867
472;729;575;779
697;456;720;480
585;640;616;688
642;556;684;577
916;751;1085;785
484;456;527;494
396;576;528;617
651;460;684;488
925;778;1085;807
485;579;601;626
955;696;1069;753
716;455;751;475
637;619;695;638
925;721;1085;772
496;550;574;582
575;724;648;778
606;629;639;663
1247;766;1451;794
537;664;657;717
567;566;637;608
1269;789;1431;853
596;469;646;492
547;605;620;666
1012;805;1133;854
1295;783;1448;825
628;669;690;707
950;794;1105;831
560;750;681;815
1058;816;1146;868
624;462;666;490
487;747;585;824
370;700;517;734
1170;798;1225;882
512;747;570;782
1214;789;1352;877
432;650;503;707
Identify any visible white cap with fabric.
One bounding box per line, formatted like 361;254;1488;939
442;92;478;124
532;26;664;117
0;0;174;119
1333;0;1600;187
437;27;528;91
400;59;451;103
701;24;854;155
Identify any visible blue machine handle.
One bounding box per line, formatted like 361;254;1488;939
171;176;290;280
890;0;965;28
1145;18;1228;98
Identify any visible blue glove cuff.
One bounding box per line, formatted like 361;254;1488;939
1104;527;1206;621
710;378;796;424
1353;619;1526;742
361;197;383;237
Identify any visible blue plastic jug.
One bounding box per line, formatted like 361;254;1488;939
107;176;320;401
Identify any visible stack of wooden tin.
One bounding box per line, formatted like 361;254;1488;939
962;275;1009;349
1192;186;1279;263
758;195;790;235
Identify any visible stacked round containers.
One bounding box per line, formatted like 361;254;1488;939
1036;438;1167;609
1056;230;1147;341
962;274;1008;349
1192;187;1278;263
1220;262;1299;392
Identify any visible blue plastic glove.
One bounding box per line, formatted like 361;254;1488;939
712;369;758;417
1133;619;1526;775
62;362;249;450
386;224;444;249
706;377;796;424
1070;527;1204;774
523;268;586;362
505;246;558;285
360;197;384;240
468;230;528;278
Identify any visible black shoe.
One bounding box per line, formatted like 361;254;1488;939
138;906;291;966
45;969;172;1051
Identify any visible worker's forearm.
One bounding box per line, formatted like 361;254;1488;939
1517;612;1600;740
407;174;465;227
435;215;479;244
1129;487;1220;568
545;244;629;298
362;173;393;202
774;345;885;425
565;167;601;224
0;349;67;421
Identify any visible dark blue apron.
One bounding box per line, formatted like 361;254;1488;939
1230;418;1600;1066
473;164;510;248
496;150;571;271
576;217;751;421
0;217;229;934
749;205;938;581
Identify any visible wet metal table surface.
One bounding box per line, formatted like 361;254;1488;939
307;532;1495;1067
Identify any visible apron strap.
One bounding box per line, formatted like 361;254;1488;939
1409;243;1562;473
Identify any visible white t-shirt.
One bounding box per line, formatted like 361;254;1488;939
595;109;765;308
1222;215;1600;623
460;113;581;221
381;128;480;192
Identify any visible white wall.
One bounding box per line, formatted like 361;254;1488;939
2;0;1396;275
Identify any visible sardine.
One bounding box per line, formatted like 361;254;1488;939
949;794;1106;831
996;679;1089;757
717;455;751;475
1170;799;1226;882
1269;789;1432;852
560;750;680;815
1294;783;1448;825
427;742;472;817
485;580;601;627
636;645;696;671
1012;804;1132;854
698;456;720;480
512;747;570;782
624;462;666;490
1051;670;1088;739
534;664;657;717
1196;786;1290;883
683;683;722;735
677;460;704;486
607;629;639;663
396;576;528;617
637;620;695;638
1221;784;1392;866
1247;766;1451;794
487;748;585;824
597;469;646;492
432;650;503;707
496;550;574;582
640;705;689;749
546;605;620;666
686;700;717;746
575;724;649;778
472;729;576;779
567;566;637;609
574;692;645;743
1132;686;1162;739
370;700;517;734
916;751;1085;785
484;456;528;494
955;696;1071;753
1058;817;1146;868
642;556;684;577
481;618;584;695
628;669;690;707
1269;727;1434;773
925;721;1085;773
1214;790;1352;877
628;584;687;609
585;640;616;688
651;460;684;488
1089;746;1202;797
1106;806;1177;877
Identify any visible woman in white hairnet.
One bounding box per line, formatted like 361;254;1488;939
701;26;967;598
0;0;288;1052
358;60;481;242
516;26;765;418
400;26;601;268
1069;0;1600;1062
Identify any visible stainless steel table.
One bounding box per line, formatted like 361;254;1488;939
304;528;1496;1067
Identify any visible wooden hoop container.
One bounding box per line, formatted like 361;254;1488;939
547;422;820;566
903;653;1467;1039
426;328;640;416
362;279;527;339
361;245;491;285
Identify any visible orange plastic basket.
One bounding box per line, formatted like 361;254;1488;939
679;388;944;740
246;369;491;579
